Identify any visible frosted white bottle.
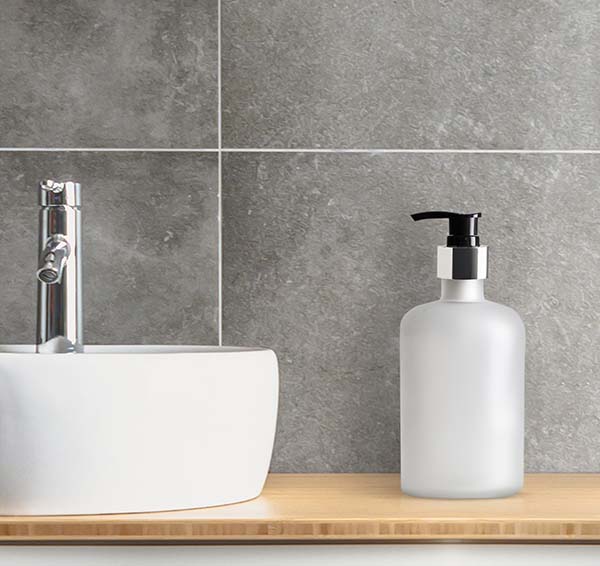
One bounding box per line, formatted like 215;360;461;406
400;212;525;499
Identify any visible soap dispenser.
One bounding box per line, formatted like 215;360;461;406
400;211;525;499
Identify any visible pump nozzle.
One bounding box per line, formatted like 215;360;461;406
411;211;482;247
411;210;487;280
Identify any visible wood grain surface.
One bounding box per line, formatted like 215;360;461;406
0;474;599;543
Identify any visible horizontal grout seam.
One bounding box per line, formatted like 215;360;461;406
2;148;600;154
0;148;219;152
223;148;600;154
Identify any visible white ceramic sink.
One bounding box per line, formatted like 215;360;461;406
0;346;278;515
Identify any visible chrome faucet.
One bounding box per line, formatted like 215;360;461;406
36;180;83;353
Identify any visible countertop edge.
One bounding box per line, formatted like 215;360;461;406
1;519;600;543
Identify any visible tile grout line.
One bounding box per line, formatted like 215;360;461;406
221;148;600;154
0;148;220;152
2;148;600;154
217;0;223;347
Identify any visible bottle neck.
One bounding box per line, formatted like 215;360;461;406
440;279;485;302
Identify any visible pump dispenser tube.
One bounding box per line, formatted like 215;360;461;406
400;211;525;499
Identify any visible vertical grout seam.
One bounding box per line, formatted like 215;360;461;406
217;0;223;346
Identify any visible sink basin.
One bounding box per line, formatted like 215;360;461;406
0;346;278;515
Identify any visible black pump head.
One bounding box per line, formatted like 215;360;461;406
411;211;482;247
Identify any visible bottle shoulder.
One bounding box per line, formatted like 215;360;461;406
401;298;525;334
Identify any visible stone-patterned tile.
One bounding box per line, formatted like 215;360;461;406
0;151;218;345
223;152;600;472
0;0;217;148
223;0;600;149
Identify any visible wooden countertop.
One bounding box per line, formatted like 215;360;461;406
1;474;599;543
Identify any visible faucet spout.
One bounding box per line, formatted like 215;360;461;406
37;235;71;284
36;180;83;354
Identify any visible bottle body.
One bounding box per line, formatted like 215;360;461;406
400;280;525;498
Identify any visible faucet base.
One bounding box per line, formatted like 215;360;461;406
36;336;82;354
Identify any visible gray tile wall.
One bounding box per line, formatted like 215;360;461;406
0;0;218;148
0;0;220;343
1;0;599;472
221;0;600;472
223;152;600;472
222;0;600;149
0;152;218;345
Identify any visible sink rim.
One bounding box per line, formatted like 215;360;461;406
0;345;271;355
